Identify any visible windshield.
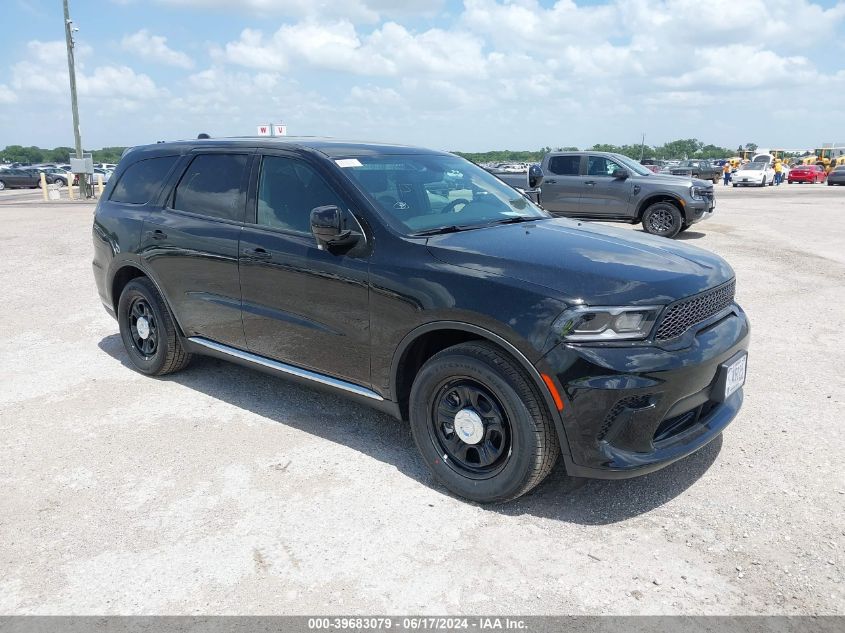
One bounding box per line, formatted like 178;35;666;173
610;154;652;176
740;163;765;171
338;153;547;234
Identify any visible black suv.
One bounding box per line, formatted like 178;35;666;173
92;138;749;503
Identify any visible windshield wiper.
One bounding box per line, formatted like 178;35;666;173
411;225;470;236
489;216;542;226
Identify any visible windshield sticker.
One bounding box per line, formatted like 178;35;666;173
335;158;362;168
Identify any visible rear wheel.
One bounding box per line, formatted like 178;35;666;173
117;277;191;376
409;341;559;503
0;180;6;191
642;202;682;238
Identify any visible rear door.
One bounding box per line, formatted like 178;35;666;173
139;150;252;348
578;155;635;218
540;154;584;215
238;152;371;386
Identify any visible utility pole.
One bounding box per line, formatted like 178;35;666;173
63;0;87;197
639;133;646;162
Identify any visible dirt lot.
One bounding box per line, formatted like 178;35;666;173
0;184;843;615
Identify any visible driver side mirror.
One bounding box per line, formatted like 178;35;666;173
612;168;629;179
310;205;358;250
528;164;544;189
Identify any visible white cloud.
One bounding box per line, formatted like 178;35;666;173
121;29;194;69
217;20;488;77
156;0;444;23
0;85;17;104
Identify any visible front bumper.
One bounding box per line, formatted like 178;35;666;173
735;176;765;185
537;304;749;479
686;197;715;224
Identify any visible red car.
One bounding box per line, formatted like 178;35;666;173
788;164;827;184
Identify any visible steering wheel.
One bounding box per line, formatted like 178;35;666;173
440;198;470;214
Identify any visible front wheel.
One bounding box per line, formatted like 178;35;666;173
0;180;6;191
117;277;192;376
642;202;682;238
409;341;559;503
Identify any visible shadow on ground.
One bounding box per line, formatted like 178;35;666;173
99;333;722;525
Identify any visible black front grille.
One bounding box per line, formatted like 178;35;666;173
655;280;736;340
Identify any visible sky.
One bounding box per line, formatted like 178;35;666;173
1;0;844;152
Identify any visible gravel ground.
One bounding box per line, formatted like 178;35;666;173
0;184;843;615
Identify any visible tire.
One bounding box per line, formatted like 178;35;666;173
409;341;559;503
642;202;683;238
732;184;737;187
760;177;766;187
117;277;191;376
0;180;6;191
678;222;691;233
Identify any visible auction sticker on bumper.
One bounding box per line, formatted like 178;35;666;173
724;354;747;399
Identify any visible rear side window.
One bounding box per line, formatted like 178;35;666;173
110;156;178;204
172;153;248;221
548;155;581;176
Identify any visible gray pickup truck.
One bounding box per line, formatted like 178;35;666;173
492;151;715;238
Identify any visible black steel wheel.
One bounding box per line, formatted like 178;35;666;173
430;378;511;477
409;341;559;503
128;297;159;357
117;277;191;376
642;202;682;238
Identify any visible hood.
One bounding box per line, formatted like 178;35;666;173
426;218;734;306
649;173;711;188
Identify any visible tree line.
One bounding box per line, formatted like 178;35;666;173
4;138;752;166
0;145;128;164
455;139;743;164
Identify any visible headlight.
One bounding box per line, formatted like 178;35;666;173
690;186;706;200
553;306;662;342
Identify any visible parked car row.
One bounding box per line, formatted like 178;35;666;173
0;163;113;190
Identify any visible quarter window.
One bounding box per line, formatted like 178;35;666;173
256;156;345;233
172;153;248;221
548;155;581;176
109;156;178;205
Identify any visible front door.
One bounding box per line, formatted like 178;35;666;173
238;153;371;387
540;154;584;215
578;155;635;218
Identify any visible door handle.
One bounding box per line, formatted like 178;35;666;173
243;247;272;260
544;179;557;184
147;229;167;240
584;180;596;186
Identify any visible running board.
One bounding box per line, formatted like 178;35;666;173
187;337;384;401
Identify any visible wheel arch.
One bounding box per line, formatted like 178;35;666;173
635;193;685;222
390;322;569;450
110;263;186;337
